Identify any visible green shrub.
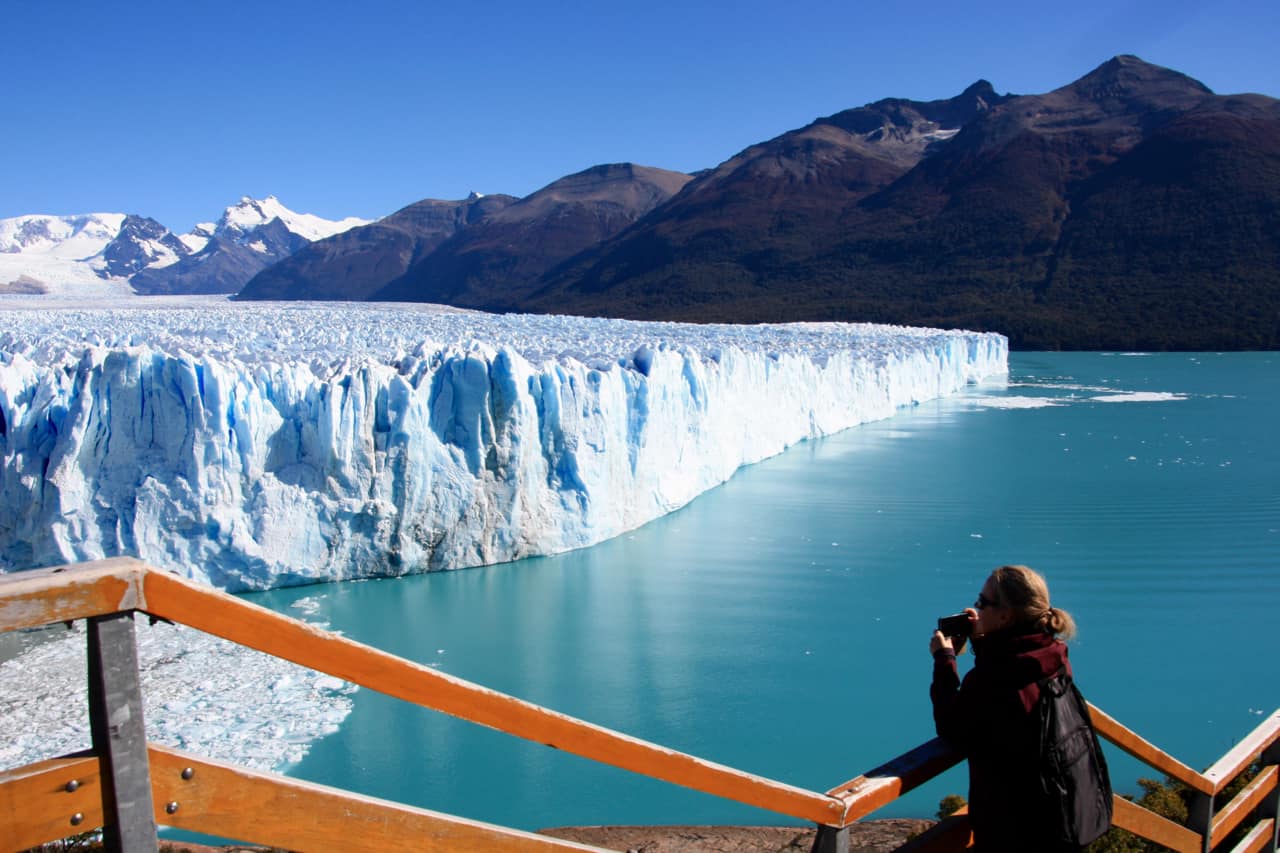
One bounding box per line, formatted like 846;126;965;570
1087;763;1263;852
936;793;968;820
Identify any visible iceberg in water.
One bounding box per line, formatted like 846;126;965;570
0;301;1007;591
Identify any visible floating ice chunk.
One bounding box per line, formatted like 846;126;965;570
966;396;1063;409
1089;392;1187;403
291;596;324;615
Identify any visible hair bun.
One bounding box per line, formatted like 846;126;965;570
1044;606;1077;639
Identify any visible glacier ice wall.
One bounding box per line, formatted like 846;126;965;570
0;303;1007;591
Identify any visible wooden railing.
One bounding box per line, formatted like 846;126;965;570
1;558;1277;853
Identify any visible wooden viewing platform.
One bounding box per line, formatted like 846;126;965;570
1;558;1277;852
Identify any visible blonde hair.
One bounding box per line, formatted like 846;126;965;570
988;564;1076;639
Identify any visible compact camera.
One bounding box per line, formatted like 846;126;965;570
937;613;973;653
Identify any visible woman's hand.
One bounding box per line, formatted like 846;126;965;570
930;630;953;656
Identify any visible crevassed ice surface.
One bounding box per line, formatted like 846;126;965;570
0;301;1007;591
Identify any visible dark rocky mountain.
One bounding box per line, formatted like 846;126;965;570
245;56;1278;350
1033;99;1280;348
98;215;192;278
504;83;1011;315
371;164;692;305
513;56;1278;350
236;193;517;301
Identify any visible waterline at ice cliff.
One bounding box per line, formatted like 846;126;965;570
0;302;1007;591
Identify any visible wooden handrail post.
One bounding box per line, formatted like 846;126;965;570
1188;788;1213;853
1263;738;1280;851
810;824;849;853
87;612;158;852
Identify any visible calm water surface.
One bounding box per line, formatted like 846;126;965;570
247;352;1280;829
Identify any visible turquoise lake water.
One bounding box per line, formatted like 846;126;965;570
246;351;1280;830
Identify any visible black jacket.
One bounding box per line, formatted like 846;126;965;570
931;627;1077;852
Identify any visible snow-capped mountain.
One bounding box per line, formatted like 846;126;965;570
99;215;193;277
0;213;136;297
180;222;216;254
0;198;369;297
216;195;367;243
0;212;125;256
132;197;370;296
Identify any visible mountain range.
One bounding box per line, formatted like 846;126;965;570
0;197;366;297
237;55;1279;349
535;53;1276;351
7;56;1278;349
237;164;693;303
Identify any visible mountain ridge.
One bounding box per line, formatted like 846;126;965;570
369;163;693;306
503;55;1279;349
235;193;519;301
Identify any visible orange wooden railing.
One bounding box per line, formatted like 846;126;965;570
1;559;1277;852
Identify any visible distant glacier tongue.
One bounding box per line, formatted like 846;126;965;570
0;303;1007;591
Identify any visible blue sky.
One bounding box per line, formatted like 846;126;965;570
6;0;1278;233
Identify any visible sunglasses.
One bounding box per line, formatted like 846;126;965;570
974;592;998;610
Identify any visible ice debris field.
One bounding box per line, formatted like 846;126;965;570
0;299;1006;771
0;594;355;772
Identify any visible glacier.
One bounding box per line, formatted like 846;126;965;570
0;299;1007;591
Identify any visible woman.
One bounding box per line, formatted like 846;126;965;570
929;564;1080;852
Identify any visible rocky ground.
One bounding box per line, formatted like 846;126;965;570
538;820;934;852
159;819;934;852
